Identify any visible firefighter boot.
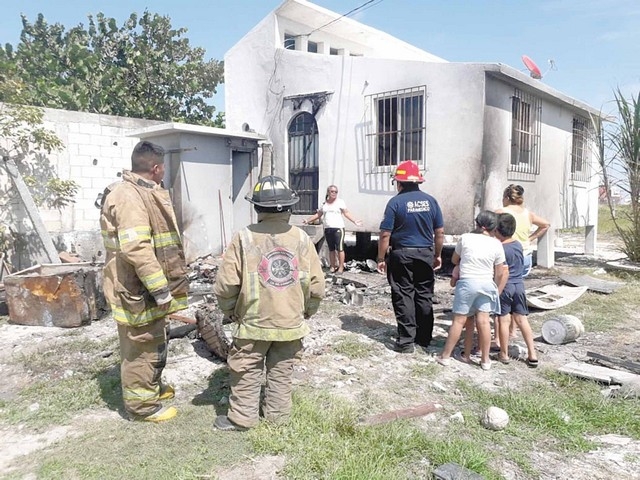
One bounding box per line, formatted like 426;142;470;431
159;384;175;401
132;406;178;423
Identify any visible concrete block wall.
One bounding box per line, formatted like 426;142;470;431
1;105;160;267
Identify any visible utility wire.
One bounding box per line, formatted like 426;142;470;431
306;0;382;36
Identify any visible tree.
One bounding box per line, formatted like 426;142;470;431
0;11;224;126
0;103;79;255
596;88;640;262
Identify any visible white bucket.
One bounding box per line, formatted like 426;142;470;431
541;315;584;345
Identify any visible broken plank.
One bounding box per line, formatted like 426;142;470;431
558;361;640;386
358;402;441;426
586;351;640;375
560;274;623;294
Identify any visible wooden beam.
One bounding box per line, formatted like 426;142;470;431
359;402;441;426
587;351;640;375
2;157;60;264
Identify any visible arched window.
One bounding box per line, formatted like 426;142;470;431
288;112;319;214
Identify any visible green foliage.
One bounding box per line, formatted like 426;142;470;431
0;11;224;125
596;88;640;261
0;103;79;210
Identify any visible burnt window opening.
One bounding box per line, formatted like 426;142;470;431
307;41;318;53
330;47;339;55
367;86;426;168
571;117;591;182
284;34;296;50
510;89;541;174
288;112;319;214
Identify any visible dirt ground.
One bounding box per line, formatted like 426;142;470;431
0;233;639;479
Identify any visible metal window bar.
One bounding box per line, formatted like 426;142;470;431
288;113;319;214
571;117;591;182
509;89;541;174
366;86;426;167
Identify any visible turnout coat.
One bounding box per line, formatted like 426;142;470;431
100;170;189;326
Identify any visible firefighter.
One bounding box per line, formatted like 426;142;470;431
377;160;445;354
213;176;325;431
100;141;189;422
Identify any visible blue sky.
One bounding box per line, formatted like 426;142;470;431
1;0;638;115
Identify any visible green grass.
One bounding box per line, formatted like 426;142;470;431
599;204;633;235
331;335;375;359
249;390;501;480
534;279;640;332
4;404;250;480
457;371;640;453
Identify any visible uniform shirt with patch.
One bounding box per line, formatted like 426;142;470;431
379;189;443;249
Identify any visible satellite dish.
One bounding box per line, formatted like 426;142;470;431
521;55;542;79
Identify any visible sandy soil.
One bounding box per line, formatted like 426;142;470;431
0;233;639;479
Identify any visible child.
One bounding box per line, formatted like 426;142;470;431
437;211;507;370
493;213;539;368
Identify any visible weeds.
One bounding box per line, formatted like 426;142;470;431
331;335;375;359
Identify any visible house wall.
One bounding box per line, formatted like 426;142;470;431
482;76;599;232
226;24;489;235
139;132;260;260
0;105;159;268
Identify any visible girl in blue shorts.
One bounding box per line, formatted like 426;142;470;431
437;211;507;370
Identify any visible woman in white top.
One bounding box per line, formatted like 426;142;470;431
304;185;362;274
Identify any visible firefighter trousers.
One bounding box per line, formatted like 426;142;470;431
227;338;303;428
117;318;168;417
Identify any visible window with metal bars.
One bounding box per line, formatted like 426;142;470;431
571;117;591;182
510;89;541;174
367;86;426;168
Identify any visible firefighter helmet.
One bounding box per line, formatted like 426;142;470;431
245;175;300;209
392;160;424;183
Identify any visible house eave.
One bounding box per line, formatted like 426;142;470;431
128;122;267;141
482;63;605;120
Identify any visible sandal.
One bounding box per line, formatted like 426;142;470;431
329;267;337;273
495;355;511;365
526;358;539;369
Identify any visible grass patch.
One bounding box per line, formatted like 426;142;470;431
456;371;640;455
4;403;250;480
539;279;640;332
0;365;120;428
331;335;374;359
249;390;501;479
599;204;632;235
410;362;440;379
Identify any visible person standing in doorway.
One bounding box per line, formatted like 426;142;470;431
214;176;325;431
100;141;189;422
377;161;445;353
303;185;362;274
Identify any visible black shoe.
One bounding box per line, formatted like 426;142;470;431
214;415;248;431
393;343;415;354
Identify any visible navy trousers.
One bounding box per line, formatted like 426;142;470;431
386;247;435;348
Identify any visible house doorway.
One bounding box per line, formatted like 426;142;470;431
288;112;318;214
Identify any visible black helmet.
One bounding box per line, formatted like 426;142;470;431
245;176;300;209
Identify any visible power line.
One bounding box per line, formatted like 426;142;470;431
306;0;382;36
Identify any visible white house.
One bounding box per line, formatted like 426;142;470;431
224;0;604;267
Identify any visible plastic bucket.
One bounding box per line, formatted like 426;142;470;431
541;315;584;345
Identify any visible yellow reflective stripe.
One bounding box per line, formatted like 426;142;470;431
153;231;181;248
234;322;309;341
118;226;152;245
111;295;188;327
123;386;160;402
101;231;120;250
141;270;168;292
